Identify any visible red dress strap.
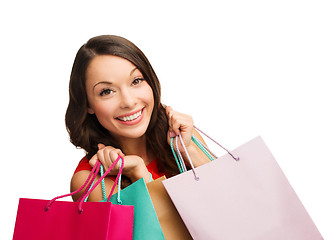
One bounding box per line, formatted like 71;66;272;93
74;156;93;174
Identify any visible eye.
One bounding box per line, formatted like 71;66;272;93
99;88;113;96
132;78;145;86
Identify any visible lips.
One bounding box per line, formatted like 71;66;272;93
115;108;144;125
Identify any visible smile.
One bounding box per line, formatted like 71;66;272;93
117;109;143;122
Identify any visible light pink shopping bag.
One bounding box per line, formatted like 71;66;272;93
163;132;323;240
13;156;134;240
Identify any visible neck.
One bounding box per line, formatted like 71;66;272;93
116;135;153;165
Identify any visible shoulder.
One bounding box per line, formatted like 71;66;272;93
70;170;92;201
73;156;92;174
71;156;94;201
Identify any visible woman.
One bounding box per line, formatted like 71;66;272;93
66;35;210;202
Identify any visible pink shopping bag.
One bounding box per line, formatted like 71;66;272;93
163;129;323;240
13;156;134;240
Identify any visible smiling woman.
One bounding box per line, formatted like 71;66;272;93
66;35;210;202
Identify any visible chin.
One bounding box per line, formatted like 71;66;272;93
113;126;149;140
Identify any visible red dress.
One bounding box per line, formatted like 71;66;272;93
74;156;166;180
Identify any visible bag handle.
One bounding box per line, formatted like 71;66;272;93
45;160;101;211
171;126;239;180
193;125;239;161
45;155;124;213
98;160;123;204
77;161;102;203
81;164;107;202
174;134;200;180
171;137;186;173
78;156;124;212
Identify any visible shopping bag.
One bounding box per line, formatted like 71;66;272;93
162;128;323;240
13;156;134;240
101;178;165;240
147;176;193;240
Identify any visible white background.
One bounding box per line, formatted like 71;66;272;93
1;0;324;238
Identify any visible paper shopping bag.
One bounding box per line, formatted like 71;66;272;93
13;198;133;240
102;178;165;240
163;135;323;240
147;176;192;240
13;157;134;240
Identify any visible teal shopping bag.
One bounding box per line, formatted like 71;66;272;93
102;178;165;240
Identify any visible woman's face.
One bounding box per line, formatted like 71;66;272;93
86;55;154;140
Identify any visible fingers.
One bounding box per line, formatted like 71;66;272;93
166;106;194;150
98;143;106;150
166;105;173;116
89;143;108;167
166;106;193;137
89;144;124;173
89;154;98;167
166;106;178;137
169;116;181;137
103;147;123;165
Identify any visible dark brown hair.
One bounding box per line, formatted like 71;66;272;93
65;35;179;183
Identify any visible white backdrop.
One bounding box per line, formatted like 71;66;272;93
1;0;324;238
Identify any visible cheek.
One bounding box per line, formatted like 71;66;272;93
141;84;155;106
93;102;115;119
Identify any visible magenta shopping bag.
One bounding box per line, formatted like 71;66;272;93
13;156;134;240
163;128;323;240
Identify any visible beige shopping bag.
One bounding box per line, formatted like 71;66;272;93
147;176;192;240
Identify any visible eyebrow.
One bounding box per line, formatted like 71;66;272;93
93;81;112;90
92;67;139;90
129;67;138;76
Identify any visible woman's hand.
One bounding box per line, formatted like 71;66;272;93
166;106;194;152
166;106;211;167
89;144;150;183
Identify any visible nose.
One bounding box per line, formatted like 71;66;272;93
119;88;137;109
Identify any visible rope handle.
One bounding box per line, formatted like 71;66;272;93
176;134;200;180
171;137;186;173
100;159;153;204
101;160;123;204
170;126;239;180
191;135;216;161
83;164;107;202
45;160;101;212
45;155;124;213
193;125;239;161
77;162;101;204
78;156;124;212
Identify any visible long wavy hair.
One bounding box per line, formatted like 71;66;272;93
65;35;179;185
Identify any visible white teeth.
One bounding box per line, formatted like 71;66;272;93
118;110;142;122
